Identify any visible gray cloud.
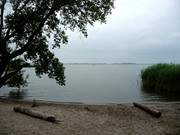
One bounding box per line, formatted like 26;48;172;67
53;0;180;63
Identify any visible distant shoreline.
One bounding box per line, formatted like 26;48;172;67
26;63;180;67
63;63;152;65
25;63;153;67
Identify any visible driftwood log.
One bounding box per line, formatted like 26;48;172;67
14;107;58;123
133;102;161;118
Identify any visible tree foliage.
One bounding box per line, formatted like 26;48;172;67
0;0;114;88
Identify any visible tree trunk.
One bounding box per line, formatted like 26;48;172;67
0;39;10;83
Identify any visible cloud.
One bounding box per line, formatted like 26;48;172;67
168;32;180;39
54;0;180;63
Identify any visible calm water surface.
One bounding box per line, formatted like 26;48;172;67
0;64;180;103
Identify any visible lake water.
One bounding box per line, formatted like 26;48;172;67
0;64;180;103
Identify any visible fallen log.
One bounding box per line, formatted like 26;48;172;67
133;102;161;118
14;107;58;123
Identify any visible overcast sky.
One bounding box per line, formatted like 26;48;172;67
54;0;180;63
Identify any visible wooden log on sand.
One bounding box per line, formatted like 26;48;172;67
14;107;58;123
133;102;161;118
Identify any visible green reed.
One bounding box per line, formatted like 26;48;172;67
141;64;180;92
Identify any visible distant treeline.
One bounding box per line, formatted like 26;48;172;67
141;64;180;93
64;63;138;65
24;63;143;67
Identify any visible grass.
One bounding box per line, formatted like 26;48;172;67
141;64;180;92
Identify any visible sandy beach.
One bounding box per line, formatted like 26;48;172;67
0;99;180;135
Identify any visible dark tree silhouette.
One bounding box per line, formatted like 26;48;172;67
0;0;114;88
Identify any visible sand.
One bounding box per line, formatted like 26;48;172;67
0;100;180;135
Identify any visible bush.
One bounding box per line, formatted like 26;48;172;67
141;64;180;92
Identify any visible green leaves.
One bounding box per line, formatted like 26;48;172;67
1;0;114;88
7;70;29;89
5;59;29;88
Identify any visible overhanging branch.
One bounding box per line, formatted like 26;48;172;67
10;5;55;59
0;63;26;87
4;0;31;41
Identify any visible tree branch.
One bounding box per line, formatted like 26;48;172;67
10;6;55;59
5;0;77;42
4;0;31;41
0;65;23;87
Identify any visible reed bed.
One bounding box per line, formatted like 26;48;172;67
141;64;180;92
